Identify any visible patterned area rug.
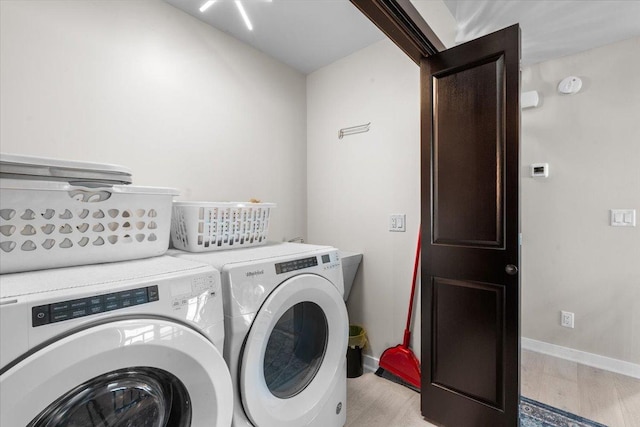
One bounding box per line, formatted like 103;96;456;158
520;397;607;427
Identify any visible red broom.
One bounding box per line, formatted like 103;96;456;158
375;229;421;392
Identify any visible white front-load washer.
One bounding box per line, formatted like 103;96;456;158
0;256;233;427
169;243;349;427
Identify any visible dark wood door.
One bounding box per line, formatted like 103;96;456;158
420;25;521;426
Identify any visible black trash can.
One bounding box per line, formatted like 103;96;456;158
346;325;367;378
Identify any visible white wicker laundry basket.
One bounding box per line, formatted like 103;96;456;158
171;201;275;252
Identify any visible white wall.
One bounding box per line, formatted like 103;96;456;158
307;39;422;359
0;0;307;242
521;36;640;365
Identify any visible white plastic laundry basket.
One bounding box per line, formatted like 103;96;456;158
171;201;275;252
0;179;179;274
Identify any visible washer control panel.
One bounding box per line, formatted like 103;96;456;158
31;285;159;327
170;275;217;310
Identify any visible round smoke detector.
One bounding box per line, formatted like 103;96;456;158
558;76;582;95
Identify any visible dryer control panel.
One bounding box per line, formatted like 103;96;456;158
31;285;159;327
274;253;340;275
275;256;318;274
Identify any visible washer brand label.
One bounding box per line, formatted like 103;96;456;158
246;270;264;277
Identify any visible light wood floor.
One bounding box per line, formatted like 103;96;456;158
346;349;640;427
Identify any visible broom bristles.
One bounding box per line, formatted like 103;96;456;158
375;367;420;393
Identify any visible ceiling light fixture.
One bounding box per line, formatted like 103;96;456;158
199;0;216;13
235;0;253;31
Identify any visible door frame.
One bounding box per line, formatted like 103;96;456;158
350;0;445;62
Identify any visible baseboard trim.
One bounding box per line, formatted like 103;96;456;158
522;337;640;379
363;340;639;380
363;354;379;374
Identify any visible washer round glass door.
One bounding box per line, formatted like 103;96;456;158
27;367;190;427
0;318;233;427
240;274;348;427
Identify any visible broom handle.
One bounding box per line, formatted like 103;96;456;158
403;229;422;348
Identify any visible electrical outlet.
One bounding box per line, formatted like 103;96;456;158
389;214;406;232
560;311;574;328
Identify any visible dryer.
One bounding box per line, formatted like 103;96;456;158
0;256;233;427
169;243;349;427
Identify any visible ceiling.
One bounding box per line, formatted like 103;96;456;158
165;0;640;73
443;0;640;65
164;0;385;74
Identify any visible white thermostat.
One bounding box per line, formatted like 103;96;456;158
530;163;549;178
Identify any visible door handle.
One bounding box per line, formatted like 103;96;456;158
505;264;518;275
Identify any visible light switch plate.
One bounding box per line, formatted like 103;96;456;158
610;209;636;227
389;214;406;232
